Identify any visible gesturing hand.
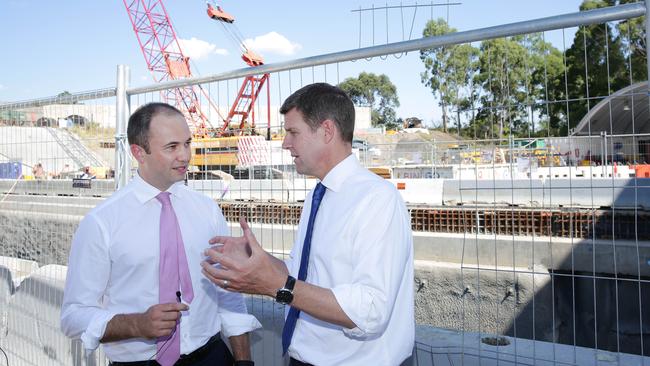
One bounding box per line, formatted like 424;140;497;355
206;217;253;265
202;217;287;298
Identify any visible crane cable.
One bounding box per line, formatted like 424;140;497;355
208;1;259;58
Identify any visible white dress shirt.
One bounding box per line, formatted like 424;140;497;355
286;155;415;365
61;174;260;362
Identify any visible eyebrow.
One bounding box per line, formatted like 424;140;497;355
162;138;191;148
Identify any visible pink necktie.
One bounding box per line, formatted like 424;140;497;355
156;192;194;366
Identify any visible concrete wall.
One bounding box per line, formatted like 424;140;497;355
3;176;649;208
20;105;116;128
1;204;649;356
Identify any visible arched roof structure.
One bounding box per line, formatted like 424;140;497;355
572;81;650;135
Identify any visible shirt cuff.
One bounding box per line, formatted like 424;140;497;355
219;312;261;338
80;311;116;351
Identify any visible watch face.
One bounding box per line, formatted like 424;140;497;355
276;289;293;305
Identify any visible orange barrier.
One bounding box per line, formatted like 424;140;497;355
634;164;650;178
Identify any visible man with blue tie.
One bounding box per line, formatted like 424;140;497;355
61;102;259;365
202;83;415;365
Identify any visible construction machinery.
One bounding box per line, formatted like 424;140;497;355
122;0;221;138
122;0;272;174
206;2;270;137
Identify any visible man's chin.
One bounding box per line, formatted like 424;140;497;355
171;172;186;182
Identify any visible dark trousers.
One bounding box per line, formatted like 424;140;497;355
289;358;314;366
110;333;233;366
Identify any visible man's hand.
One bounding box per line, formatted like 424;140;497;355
136;303;188;339
101;302;188;343
207;217;253;264
202;219;356;330
201;218;288;298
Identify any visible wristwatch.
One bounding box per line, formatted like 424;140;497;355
275;275;296;305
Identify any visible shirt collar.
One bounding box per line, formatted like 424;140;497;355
320;154;359;193
131;172;185;204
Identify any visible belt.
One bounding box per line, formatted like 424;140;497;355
110;333;222;366
289;358;314;366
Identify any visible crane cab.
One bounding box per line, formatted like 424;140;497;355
207;4;234;23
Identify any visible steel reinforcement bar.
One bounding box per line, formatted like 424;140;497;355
219;201;650;240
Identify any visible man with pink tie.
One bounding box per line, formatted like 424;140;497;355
61;102;259;365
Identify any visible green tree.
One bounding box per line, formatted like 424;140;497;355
56;91;77;104
527;34;566;137
420;19;479;134
467;33;566;139
338;72;400;129
618;0;646;82
560;0;628;134
473;37;534;139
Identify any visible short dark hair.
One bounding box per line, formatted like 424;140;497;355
279;83;355;143
127;102;183;153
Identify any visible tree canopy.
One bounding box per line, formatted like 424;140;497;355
338;72;400;129
56;91;78;105
420;19;478;134
417;0;646;138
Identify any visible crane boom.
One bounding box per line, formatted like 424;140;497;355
206;3;270;137
123;0;225;138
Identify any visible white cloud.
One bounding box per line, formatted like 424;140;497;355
243;32;301;56
0;84;5;90
176;37;229;60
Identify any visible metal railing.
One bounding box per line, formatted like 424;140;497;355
1;2;649;365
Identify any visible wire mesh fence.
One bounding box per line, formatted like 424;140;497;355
1;2;649;365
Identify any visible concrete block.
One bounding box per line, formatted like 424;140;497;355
0;256;39;288
0;265;14;340
0;264;101;365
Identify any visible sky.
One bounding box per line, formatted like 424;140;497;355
1;0;584;126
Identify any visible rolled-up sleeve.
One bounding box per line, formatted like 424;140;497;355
212;204;261;337
61;214;113;351
216;289;261;337
330;189;411;338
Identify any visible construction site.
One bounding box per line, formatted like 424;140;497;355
1;1;650;365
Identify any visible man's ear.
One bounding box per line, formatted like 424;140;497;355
130;144;145;163
321;119;337;144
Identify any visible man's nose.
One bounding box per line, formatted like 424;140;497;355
179;144;191;161
282;137;290;150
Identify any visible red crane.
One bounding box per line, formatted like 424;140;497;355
207;2;270;137
122;0;270;138
123;0;225;138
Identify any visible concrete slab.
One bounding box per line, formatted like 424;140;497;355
409;326;650;366
0;256;39;288
0;265;14;340
0;264;101;366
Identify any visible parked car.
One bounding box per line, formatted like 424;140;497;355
352;138;369;151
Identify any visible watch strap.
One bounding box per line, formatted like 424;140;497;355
284;275;296;291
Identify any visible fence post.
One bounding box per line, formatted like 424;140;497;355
115;65;131;190
646;2;650;97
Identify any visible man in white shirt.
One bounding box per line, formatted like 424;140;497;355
201;83;414;365
61;103;260;365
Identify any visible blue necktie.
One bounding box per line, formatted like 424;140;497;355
282;182;327;354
